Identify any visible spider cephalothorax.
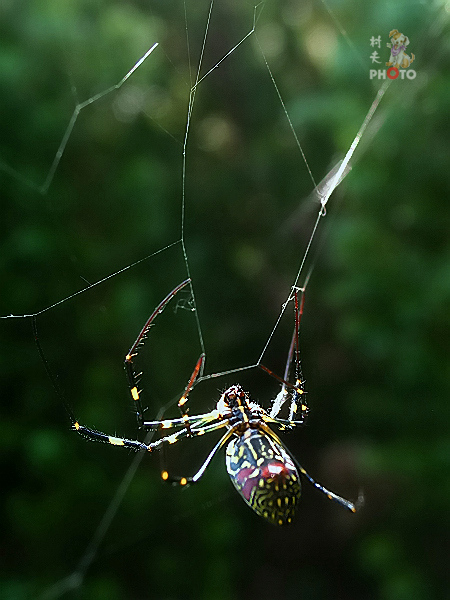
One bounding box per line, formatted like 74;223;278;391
217;385;261;425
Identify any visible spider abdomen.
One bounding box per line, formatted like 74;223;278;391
225;428;300;525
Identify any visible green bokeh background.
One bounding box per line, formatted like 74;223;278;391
1;1;449;599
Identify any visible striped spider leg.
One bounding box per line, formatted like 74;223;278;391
72;279;207;454
255;288;363;518
260;287;309;428
123;278;200;429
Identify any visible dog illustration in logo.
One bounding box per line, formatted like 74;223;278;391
386;29;415;69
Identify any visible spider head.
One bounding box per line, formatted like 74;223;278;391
216;384;249;416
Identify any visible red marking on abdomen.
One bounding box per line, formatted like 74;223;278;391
260;460;291;479
235;467;259;501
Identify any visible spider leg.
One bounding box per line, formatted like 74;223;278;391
262;287;308;423
73;412;225;454
267;294;300;418
259;364;308;425
268;342;293;420
263;414;307;429
161;424;235;486
294;457;363;513
176;353;205;436
124;278;191;427
73;421;151;452
154;419;227;452
143;409;219;430
263;424;361;513
288;288;306;422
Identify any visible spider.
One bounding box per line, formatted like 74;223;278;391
71;278;361;525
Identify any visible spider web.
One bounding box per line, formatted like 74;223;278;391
1;1;447;598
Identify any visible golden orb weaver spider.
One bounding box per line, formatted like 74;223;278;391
69;278;362;526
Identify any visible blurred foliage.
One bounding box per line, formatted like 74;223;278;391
1;0;449;599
